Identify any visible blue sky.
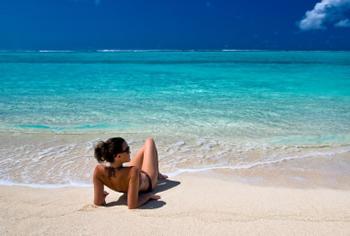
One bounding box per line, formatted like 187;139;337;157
0;0;350;50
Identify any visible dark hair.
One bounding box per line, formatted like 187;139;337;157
94;137;126;163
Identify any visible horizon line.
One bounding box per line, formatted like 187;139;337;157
1;49;350;53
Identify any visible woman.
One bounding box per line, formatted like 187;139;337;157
93;137;167;209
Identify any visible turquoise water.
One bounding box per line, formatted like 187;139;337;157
1;51;350;186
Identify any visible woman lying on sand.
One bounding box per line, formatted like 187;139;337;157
93;137;167;209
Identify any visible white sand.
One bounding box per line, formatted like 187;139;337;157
1;172;350;235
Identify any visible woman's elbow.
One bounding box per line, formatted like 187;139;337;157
127;198;138;209
94;200;106;206
128;204;137;210
127;200;138;209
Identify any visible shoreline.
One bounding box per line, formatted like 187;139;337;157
1;161;350;191
1;171;350;235
1;132;350;190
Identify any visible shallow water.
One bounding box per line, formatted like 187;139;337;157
0;51;349;187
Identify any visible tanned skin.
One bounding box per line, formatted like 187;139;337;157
93;138;167;209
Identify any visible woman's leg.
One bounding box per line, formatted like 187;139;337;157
129;138;167;186
128;145;144;169
141;138;159;189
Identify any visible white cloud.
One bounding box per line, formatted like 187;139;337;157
334;18;350;26
298;0;350;30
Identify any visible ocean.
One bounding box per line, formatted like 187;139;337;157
0;50;350;188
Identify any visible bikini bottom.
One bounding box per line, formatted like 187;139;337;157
140;170;153;193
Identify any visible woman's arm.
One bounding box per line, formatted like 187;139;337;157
127;167;140;209
93;166;107;206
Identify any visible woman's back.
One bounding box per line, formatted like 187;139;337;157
94;164;134;193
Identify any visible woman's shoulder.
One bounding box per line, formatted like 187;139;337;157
94;164;120;178
93;164;139;178
93;164;106;176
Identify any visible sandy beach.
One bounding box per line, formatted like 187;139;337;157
1;171;350;235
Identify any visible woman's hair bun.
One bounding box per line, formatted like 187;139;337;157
94;141;108;163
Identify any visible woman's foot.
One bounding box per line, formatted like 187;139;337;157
158;173;168;180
